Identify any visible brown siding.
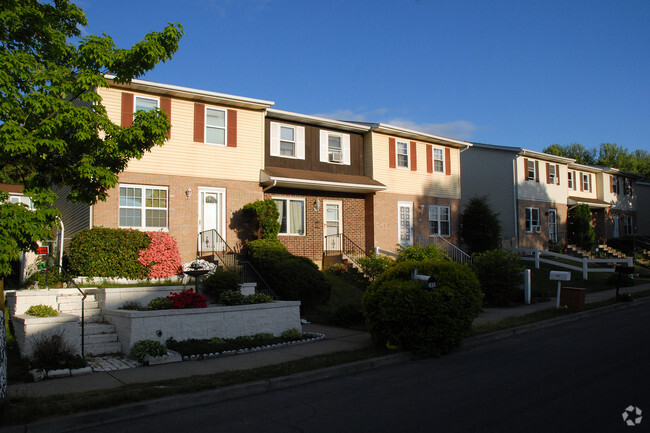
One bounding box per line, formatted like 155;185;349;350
121;92;133;127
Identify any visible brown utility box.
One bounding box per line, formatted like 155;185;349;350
560;287;587;311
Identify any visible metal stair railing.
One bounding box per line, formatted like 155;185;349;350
323;233;369;270
198;230;277;299
417;234;472;265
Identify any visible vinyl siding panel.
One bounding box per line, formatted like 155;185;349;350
52;186;91;250
369;132;460;199
99;87;264;182
516;155;568;204
460;147;517;239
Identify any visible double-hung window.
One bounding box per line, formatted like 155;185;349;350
548;165;557;184
624;178;632;195
525;207;540;233
429;205;450;236
319;130;350;164
119;185;168;229
280;126;296;157
568;171;574;189
274;198;305;235
433;148;444;173
328;133;343;163
135;96;158;112
205;107;226;146
397;140;409;168
582;174;590;191
612;176;619;194
271;122;305;159
624;215;633;235
526;160;536;181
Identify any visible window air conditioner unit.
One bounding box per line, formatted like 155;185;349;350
329;152;343;163
534;225;542;233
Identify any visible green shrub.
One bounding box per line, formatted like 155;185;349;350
241;199;281;240
471;249;525;306
363;260;482;357
245;240;331;311
120;301;145;311
331;304;365;327
147;297;173;310
461;196;502;254
31;333;86;370
281;328;302;339
202;268;240;301
218;290;246;306
26;268;68;288
25;305;59;317
396;244;448;263
568;203;595;250
245;293;274;304
356;254;394;280
130;339;167;361
68;228;150;278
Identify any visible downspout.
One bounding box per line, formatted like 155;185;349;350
56;217;65;271
262;179;277;199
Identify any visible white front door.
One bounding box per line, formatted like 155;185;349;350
613;215;619;238
198;188;226;251
323;200;342;251
548;209;557;243
398;201;414;246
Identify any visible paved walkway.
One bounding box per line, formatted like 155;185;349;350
6;283;650;401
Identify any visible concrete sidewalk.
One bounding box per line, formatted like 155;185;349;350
8;282;649;401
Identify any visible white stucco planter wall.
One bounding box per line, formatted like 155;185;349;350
5;289;82;316
104;301;301;354
11;314;81;359
86;286;188;311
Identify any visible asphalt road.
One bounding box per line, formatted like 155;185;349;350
64;302;650;432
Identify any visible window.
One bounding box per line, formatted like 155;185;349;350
429;205;450;236
119;185;168;229
8;194;32;210
525;207;540;233
274;198;305;235
582;174;590;191
433;148;444;173
612;176;619;194
527;160;536;181
568;171;574;189
135;96;158;112
548;164;557;184
623;215;633;235
328;133;343;163
280;126;295;156
624;178;632;195
205;107;226;145
397;140;409;168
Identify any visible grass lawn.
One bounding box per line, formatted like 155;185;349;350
303;270;368;328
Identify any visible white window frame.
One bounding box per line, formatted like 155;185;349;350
582;174;590;191
433;147;444;173
525;207;540;233
568;171;573;189
270;122;305;159
548;165;557;184
398;201;413;246
319;130;350;165
428;205;450;237
397;140;409;168
118;184;169;230
205;106;227;146
274;197;306;236
8;193;33;210
134;95;159;112
526;160;536;181
612;176;619;194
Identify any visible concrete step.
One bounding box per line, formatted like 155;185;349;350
84;341;123;356
85;332;118;344
62;307;103;317
84;322;115;334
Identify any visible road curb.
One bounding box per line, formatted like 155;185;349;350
464;296;650;349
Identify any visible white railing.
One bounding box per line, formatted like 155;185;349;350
423;234;473;265
506;247;634;280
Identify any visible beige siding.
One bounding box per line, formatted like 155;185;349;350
601;173;636;211
369;132;460;199
99;87;265;182
516;156;568;204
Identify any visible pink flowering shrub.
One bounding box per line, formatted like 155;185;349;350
137;231;183;278
167;288;209;309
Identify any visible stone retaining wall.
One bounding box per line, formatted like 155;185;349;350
11;313;81;359
104;301;301;354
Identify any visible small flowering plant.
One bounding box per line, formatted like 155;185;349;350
167;288;209;309
138;231;183;278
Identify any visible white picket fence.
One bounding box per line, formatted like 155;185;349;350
506;247;634;280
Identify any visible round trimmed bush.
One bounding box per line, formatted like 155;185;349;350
363;260;482;357
202;268;240;301
130;339;167;362
471;249;524;306
147;297;173;310
25;304;59;317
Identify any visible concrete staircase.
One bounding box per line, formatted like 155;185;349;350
56;293;122;356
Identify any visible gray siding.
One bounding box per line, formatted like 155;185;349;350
53;186;91;250
636;182;650;236
460;147;517;240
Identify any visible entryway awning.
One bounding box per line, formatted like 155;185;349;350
261;167;387;194
567;196;611;209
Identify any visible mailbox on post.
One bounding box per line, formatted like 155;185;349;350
549;270;571;308
411;268;437;290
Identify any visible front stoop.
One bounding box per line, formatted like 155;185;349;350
57;294;123;355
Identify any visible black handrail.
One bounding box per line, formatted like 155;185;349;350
323;233;369;270
198;230;277;299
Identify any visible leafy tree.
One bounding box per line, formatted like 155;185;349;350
460;196;501;254
568;204;595;250
0;0;184;275
543;143;596;165
241;199;281;240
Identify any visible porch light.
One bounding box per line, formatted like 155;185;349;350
185;188;192;199
314;199;320;211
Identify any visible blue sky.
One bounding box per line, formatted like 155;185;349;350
80;0;650;154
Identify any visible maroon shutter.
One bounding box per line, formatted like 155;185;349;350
389;138;396;168
580;173;584;191
546;163;551;184
524;158;529;179
121;92;134;127
410;141;417;171
426;145;433;173
610;175;615;193
160;97;172;138
535;160;539;182
445;148;451;175
589;174;592;192
227;109;237;147
194;103;204;142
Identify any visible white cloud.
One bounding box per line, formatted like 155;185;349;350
311;108;388;123
384;119;477;141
